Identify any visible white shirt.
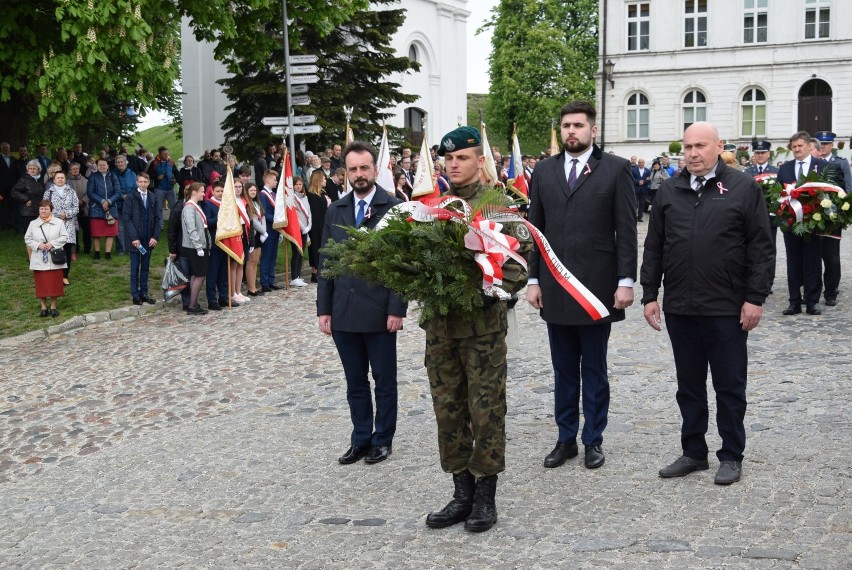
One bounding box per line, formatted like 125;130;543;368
353;187;377;221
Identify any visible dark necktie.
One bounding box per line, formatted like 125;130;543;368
797;161;804;180
694;176;706;199
758;166;763;174
355;199;366;225
567;159;578;189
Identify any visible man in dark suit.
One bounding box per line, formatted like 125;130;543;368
815;131;850;306
0;142;20;230
744;140;780;293
527;100;638;471
631;158;651;220
317;141;407;466
777;131;834;315
122;172;163;305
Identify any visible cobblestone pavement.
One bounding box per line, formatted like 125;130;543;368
1;227;850;569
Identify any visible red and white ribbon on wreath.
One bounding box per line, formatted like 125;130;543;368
780;183;805;223
464;216;520;296
372;196;610;320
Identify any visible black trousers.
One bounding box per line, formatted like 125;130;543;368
822;231;841;300
783;232;822;306
665;314;748;462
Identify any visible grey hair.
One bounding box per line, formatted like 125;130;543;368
26;159;41;173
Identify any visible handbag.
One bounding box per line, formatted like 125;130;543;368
39;226;67;265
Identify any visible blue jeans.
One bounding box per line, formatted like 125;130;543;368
259;226;280;286
129;249;152;298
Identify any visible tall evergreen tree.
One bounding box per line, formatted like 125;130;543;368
483;0;598;154
220;0;419;158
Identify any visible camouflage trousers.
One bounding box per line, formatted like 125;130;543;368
425;329;508;478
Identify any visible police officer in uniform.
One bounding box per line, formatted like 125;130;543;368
423;126;531;533
815;131;850;306
744;140;780;293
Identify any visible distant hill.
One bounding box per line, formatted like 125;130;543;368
131;125;183;159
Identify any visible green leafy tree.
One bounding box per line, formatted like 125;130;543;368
483;0;597;154
219;0;419;158
0;0;366;149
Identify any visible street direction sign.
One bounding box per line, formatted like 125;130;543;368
270;124;323;136
289;54;318;65
291;95;311;106
290;65;318;74
292;125;322;135
290;75;319;85
292;115;316;124
261;116;289;126
290;85;309;94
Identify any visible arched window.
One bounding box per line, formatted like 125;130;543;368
741;88;766;137
408;44;418;63
682;90;706;131
404;107;426;147
626;92;649;139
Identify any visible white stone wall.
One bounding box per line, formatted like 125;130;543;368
597;0;852;161
180;1;470;158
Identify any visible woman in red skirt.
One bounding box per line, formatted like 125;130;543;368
24;200;69;317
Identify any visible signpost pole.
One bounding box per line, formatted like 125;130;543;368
281;0;297;175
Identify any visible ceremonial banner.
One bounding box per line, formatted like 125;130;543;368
480;123;499;187
507;127;529;202
411;131;439;201
376;124;396;196
272;149;303;253
215;166;247;264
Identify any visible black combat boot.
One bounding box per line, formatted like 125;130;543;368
425;470;475;529
464;474;498;532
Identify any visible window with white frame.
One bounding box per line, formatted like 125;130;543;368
743;0;768;43
682;90;706;131
805;0;830;39
684;0;708;48
741;88;766;137
627;93;650;140
627;3;650;51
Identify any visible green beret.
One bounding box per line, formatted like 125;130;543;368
438;126;481;156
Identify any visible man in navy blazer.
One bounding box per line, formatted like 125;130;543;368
122;172;162;305
527;100;638;471
777;131;836;315
631;158;651;221
744;140;780;292
317;141;407;465
815;131;850;306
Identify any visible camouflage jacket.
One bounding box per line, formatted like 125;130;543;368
421;181;532;339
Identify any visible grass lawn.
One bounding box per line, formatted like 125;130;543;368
1;221;296;339
131;125;183;158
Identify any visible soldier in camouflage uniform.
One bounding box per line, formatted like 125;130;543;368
422;126;532;533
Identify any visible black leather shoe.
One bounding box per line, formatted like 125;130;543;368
141;295;156;305
543;441;578;468
186;305;208;315
659;455;710;478
825;298;837;306
464;475;498;532
806;304;822;315
247;289;263;296
261;285;272;293
338;444;370;464
39;309;49;318
269;283;282;290
208;303;222;311
132;297;143;305
782;304;802;315
714;460;742;485
426;471;475;529
364;445;392;464
584;445;605;469
50;309;59;318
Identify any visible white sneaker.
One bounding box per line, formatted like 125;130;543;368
237;293;250;302
230;295;243;306
291;278;307;287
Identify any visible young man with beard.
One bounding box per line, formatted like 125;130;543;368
526;100;638;472
423;126;531;533
317;141;407;466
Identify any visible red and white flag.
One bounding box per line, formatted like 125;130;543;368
272;149;303;254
